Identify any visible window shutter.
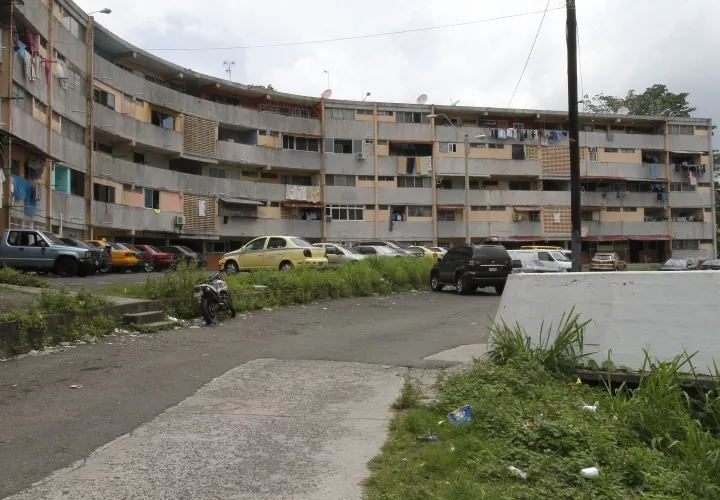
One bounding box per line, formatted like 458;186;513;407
324;138;334;153
353;140;363;154
439;143;448;153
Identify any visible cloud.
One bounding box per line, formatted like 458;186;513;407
76;0;719;139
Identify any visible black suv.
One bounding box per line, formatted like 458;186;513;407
430;244;512;295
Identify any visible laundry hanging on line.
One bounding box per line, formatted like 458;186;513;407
12;175;38;216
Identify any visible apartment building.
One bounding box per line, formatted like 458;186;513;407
1;0;715;269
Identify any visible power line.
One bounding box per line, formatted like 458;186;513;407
505;0;551;111
53;7;564;51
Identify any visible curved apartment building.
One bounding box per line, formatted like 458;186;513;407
3;0;715;268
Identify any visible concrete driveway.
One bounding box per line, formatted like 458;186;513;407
0;289;500;499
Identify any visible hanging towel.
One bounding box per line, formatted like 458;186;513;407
42;58;50;82
662;193;669;201
498;129;507;140
397;157;407;174
507;128;514;139
23;53;32;78
0;170;5;207
690;173;697;186
554;212;561;224
406;156;416;174
650;164;657;180
12;175;37;216
29;53;40;81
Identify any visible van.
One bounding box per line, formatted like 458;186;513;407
507;249;571;271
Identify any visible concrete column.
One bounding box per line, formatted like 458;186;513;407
430;104;437;246
45;4;53;231
320;98;326;242
83;16;94;239
373;102;379;239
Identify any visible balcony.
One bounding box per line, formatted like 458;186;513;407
434;157;542;177
326;153;375;176
327;221;376;241
217;141;321;171
378;122;432;142
54;132;87;171
671;221;715;240
12;110;48;154
581;162;663;181
379;187;433;205
437;221;544;239
326;187;375;205
580;131;665;150
581;191;665;208
93;201;180;233
379;220;433;240
52;192;86;231
670;191;712;208
324;119;374;139
94;104;183;153
217;218;321;239
15;0;50;38
437;189;570;207
584;221;669;237
668;134;710;153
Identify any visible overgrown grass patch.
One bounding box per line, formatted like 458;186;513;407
0;267;50;288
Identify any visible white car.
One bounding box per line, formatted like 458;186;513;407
353;245;406;257
429;247;447;255
313;243;366;268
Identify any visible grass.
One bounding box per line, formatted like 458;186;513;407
100;257;435;319
365;313;720;499
0;266;50;288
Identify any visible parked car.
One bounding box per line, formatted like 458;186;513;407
132;245;177;271
659;258;698;271
86;240;138;272
59;238;107;275
116;243;155;273
0;229;100;277
699;259;720;270
590;252;627;271
507;249;571;271
430;244;512;295
159;245;208;268
219;236;328;273
313;243;365;268
354;240;419;257
353;245;405;257
409;246;442;259
511;259;566;273
429;247;447;255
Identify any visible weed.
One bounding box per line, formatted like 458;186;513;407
0;310;46;354
56;315;119;342
0;267;50;288
35;287;114;314
392;379;422;410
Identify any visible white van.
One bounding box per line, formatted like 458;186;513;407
507;249;571;271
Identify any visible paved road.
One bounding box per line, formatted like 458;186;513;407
0;289;500;498
43;270;159;291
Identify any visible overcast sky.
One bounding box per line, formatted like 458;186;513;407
76;0;718;142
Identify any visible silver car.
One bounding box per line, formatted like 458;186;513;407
313;243;366;268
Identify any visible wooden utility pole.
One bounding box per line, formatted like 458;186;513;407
566;0;581;272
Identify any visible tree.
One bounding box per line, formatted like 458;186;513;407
582;84;696;117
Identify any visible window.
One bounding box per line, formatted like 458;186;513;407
93;183;115;203
695;125;709;131
513;123;524;131
52;111;61;124
670;182;696;192
509;181;531;191
482;180;499;189
325;138;363;154
6;230;46;247
116;63;133;73
669;125;693;135
672;240;699;250
93;141;113;154
529;211;541;222
280;175;312;186
282;135;320;152
364;205;375;210
358;175;374;181
356;109;373;115
93;87;116;110
61;117;85;145
34;98;47;113
620;148;635;153
378;139;389;145
70;169;84;196
623;207;637;212
379;176;394;181
326;205;364;221
583;124;593;132
260;104;278;113
378;205;389;210
439;143;457;153
397;111;426;124
468;180;480;190
511;144;525;160
242;170;258;177
123;93;133;102
268;237;287;249
246;237;267;251
206;241;230;254
489;206;505;211
606;207;621;212
604;148;618;153
58;6;85;39
151;110;175;130
437;210;455;221
261;173;278;179
488;144;504;149
144;189;160;209
330;108;355;120
326;175;356;187
134;153;145;164
377;110;394;116
408;206;432;217
292;108;310;118
588;147;598;162
135;98;145;107
208;168;226;178
396;176;431;188
269;131;280;137
469;143;486;149
698;182;712;188
12;84;32;114
278;107;291;116
64;65;86;94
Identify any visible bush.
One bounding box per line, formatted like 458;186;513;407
56;315;119;342
141;260;208;318
35;287;114;314
0;267;50;288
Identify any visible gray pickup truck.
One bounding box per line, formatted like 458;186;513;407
0;229;101;277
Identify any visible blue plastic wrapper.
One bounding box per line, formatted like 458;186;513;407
447;405;472;426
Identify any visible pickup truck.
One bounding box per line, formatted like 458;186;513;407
0;229;101;277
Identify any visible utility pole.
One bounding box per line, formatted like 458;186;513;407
566;0;581;272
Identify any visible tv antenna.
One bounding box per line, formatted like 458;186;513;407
616;106;630;116
223;60;236;82
416;93;428;105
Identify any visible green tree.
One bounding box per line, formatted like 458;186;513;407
582;84;696;117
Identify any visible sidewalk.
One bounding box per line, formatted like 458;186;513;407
7;359;405;500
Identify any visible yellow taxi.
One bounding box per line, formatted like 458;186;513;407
86;240;138;270
219;236;328;274
409;245;442;259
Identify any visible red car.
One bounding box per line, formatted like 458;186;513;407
132;244;178;271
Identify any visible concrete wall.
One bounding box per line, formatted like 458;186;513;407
325;119;374;139
52;191;86;230
585;221;668;236
581;192;665;208
494;272;720;373
54;133;87;170
217;141;322;171
378;221;433;240
53;17;87;71
378;123;432;142
581;161;659;181
325;153;375;176
668;134;710;153
580;131;665;150
52;81;87;118
94;104;183;153
217;218;322;239
672;222;715;240
435;158;542;177
17;0;50;39
325;186;375;205
93;200;178;232
379;187;433;205
437;189;570;206
327;221;375;240
671;191;712;208
437;221;543;239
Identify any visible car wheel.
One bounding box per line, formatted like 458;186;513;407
56;257;78;278
455;274;468;295
495;284;505;296
225;261;239;275
279;261;294;272
36;270;49;276
430;273;444;292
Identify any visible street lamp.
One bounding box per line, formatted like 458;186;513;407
427;113;486;244
88;8;112;15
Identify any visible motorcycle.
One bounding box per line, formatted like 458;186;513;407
193;271;236;325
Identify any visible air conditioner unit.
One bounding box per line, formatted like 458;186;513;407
512;213;522;221
176;215;186;225
356;152;367;160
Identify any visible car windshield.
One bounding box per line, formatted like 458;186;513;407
290;238;312;248
146;245;161;253
663;259;685;266
550;251;569;261
123;244;140;252
387;241;409;249
105;241;124;250
339;245;359;255
594;254;613;260
70;240;91;249
42;232;65;246
179;246;196;254
377;247;396;255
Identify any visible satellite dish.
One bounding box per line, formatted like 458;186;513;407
416;94;428;105
616;106;630;116
450;99;460;106
321;89;332;99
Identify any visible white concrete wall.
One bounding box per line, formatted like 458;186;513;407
493;272;720;374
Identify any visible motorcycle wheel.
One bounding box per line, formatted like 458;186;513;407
201;297;219;325
228;300;237;318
